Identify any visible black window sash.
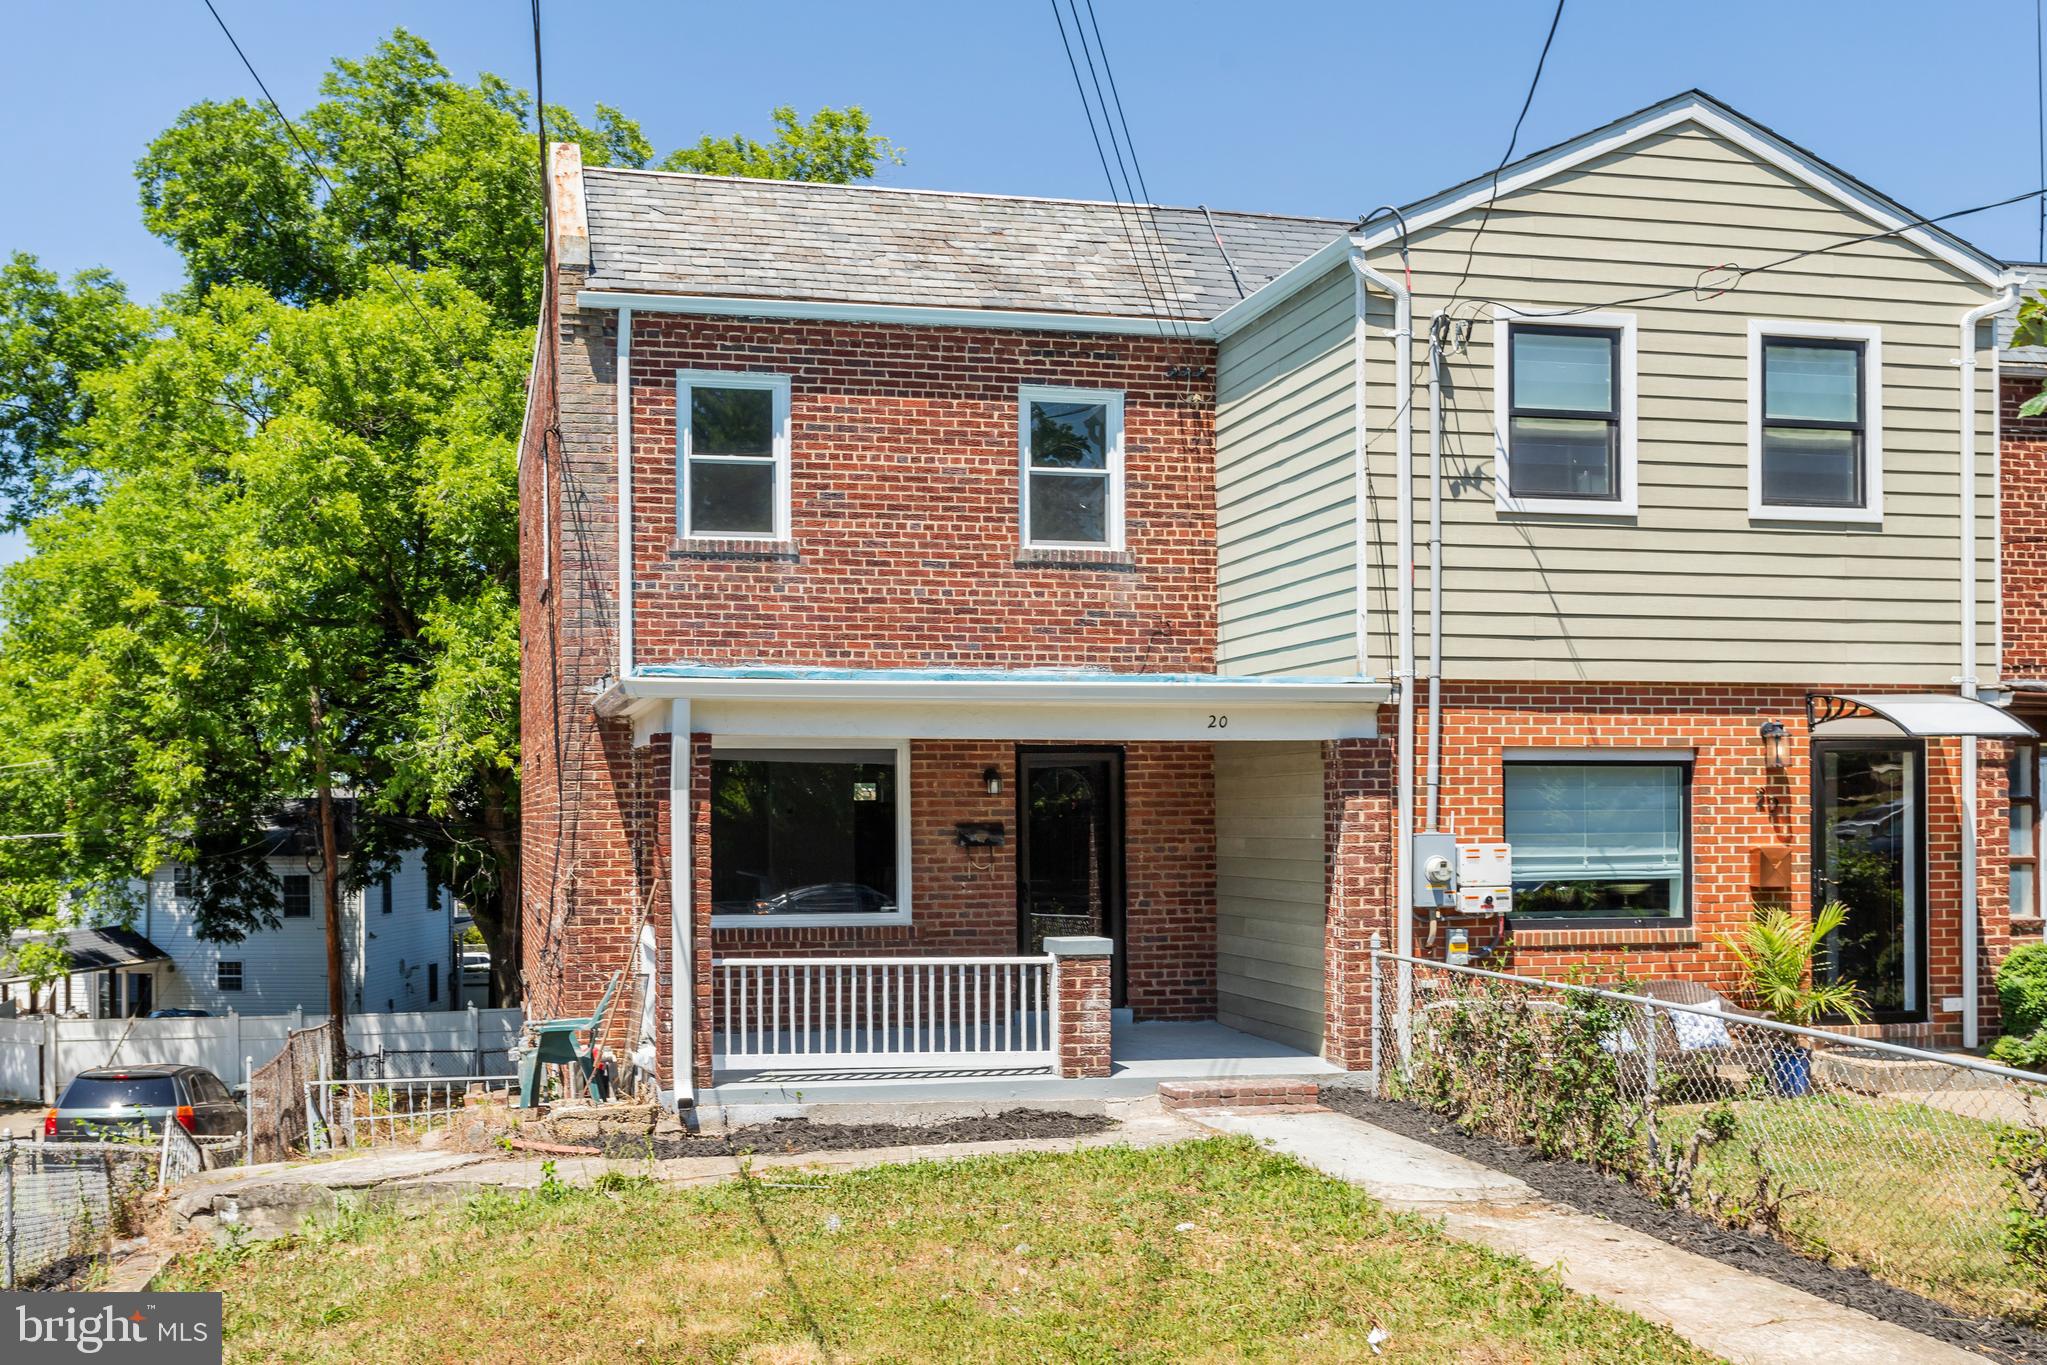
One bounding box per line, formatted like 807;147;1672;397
1505;324;1623;501
1758;335;1865;508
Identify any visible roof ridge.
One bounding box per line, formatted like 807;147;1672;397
580;162;1347;225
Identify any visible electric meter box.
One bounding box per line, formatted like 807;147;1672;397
1410;831;1459;910
1456;842;1513;916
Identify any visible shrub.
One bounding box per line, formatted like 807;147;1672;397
1997;944;2047;1039
1989;1028;2047;1074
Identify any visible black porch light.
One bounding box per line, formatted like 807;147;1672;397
1758;720;1788;772
982;766;1003;796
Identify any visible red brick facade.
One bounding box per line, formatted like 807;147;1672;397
2002;372;2047;955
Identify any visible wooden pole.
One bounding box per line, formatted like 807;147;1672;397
311;687;348;1084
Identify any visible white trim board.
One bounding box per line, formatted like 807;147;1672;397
577;290;1211;339
684;698;1378;743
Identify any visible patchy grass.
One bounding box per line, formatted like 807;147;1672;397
163;1139;1715;1363
1659;1095;2042;1323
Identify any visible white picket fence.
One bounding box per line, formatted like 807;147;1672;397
711;955;1055;1074
0;1008;524;1102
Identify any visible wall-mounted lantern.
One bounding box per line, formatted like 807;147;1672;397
982;766;1003;797
1758;720;1788;772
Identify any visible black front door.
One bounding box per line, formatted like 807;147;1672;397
1813;739;1926;1022
1017;748;1126;1006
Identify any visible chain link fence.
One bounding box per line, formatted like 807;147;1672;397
1369;947;2047;1324
0;1137;157;1289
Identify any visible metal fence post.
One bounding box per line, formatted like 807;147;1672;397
1368;931;1383;1096
243;1055;254;1168
1396;946;1414;1069
3;1133;16;1290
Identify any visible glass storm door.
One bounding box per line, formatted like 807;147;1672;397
1814;741;1925;1021
1018;750;1125;1006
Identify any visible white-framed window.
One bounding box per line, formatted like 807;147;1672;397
1502;750;1692;925
217;960;243;992
676;370;792;541
1492;313;1638;516
707;737;912;929
1018;384;1125;549
1746;320;1882;523
2014;741;2042;921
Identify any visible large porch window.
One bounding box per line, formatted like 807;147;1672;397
708;745;907;926
1503;756;1691;924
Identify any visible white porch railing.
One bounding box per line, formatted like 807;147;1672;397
712;956;1055;1073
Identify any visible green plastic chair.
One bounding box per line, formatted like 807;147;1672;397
516;971;622;1108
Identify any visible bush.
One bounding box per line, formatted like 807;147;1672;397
1989;1028;2047;1074
1998;944;2047;1040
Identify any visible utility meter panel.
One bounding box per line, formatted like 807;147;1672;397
1410;832;1459;910
1457;842;1512;915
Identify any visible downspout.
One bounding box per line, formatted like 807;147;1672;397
1959;277;2020;1049
1425;310;1448;831
1346;236;1415;986
616;306;635;681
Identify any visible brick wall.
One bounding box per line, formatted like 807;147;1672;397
1413;682;2003;1047
1325;732;1396;1069
2003;373;2047;681
623;314;1218;671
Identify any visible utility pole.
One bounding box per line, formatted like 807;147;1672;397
311;686;348;1083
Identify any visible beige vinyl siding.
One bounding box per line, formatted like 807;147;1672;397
1214;742;1325;1052
1212;119;2000;686
1214;261;1357;677
1359;122;2000;685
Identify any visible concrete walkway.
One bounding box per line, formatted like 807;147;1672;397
1188;1108;1976;1365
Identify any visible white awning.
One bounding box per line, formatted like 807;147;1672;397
1806;692;2038;740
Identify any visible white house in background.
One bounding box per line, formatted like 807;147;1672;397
0;845;458;1020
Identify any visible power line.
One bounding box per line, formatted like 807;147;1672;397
1046;0;1180;335
1443;0;1568;316
1078;0;1193;328
198;0;454;353
2037;0;2044;259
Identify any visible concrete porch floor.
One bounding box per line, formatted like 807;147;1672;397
703;1019;1344;1113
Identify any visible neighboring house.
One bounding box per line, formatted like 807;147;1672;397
1;828;457;1019
1999;265;2047;953
522;89;2030;1112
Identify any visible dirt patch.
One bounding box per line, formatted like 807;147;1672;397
1323;1088;2047;1365
596;1108;1118;1160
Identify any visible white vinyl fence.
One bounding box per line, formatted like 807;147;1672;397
0;1007;524;1102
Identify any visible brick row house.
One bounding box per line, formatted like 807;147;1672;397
521;91;2039;1111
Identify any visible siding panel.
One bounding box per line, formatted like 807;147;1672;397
1213;743;1325;1052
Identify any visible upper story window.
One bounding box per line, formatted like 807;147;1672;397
281;873;312;919
1494;314;1638;516
1019;385;1124;550
1747;321;1881;523
677;370;792;540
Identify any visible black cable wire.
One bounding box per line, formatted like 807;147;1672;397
1047;0;1176;333
1080;0;1193;330
1442;0;1567;317
199;0;454;355
2037;0;2044;260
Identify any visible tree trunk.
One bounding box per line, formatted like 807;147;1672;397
311;687;349;1083
472;787;520;1009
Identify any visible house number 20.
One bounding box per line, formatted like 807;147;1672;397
1207;714;1229;729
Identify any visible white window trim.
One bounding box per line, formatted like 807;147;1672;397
1492;311;1639;516
1744;321;1883;527
1745;319;1883;525
1018;384;1126;550
676;369;793;542
706;735;913;929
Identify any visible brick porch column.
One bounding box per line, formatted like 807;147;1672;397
1047;936;1113;1079
1324;733;1395;1071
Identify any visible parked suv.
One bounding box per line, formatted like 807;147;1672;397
44;1065;245;1142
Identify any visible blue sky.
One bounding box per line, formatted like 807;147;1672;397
3;0;2044;565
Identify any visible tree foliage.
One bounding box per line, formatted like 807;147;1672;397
0;28;896;999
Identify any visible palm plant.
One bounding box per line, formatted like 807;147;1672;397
1720;900;1871;1028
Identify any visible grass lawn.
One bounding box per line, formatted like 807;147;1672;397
1658;1095;2040;1323
162;1137;1717;1363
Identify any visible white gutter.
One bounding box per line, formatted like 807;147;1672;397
576;290;1209;340
616;306;635;680
1347;239;1415;981
601;673;1389;710
1959;276;2020;1049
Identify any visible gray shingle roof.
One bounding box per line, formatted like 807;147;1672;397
2002;264;2047;369
580;168;1345;320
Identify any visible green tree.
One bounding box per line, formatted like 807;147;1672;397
1;27;898;1004
0;254;148;527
